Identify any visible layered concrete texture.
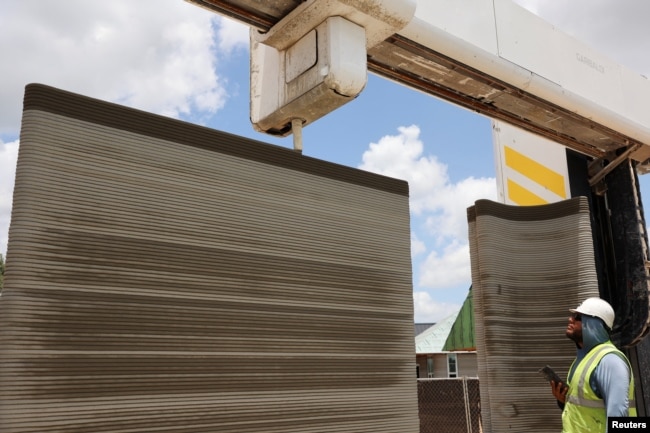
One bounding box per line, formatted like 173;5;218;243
0;84;418;432
468;198;599;433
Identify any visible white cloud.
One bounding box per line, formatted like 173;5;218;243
0;140;19;258
418;240;471;290
217;17;250;54
0;0;249;259
0;0;236;135
117;18;225;118
413;291;461;323
424;176;497;243
360;125;496;237
410;232;426;258
360;125;496;293
359;125;451;214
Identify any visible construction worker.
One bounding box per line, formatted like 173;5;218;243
549;297;636;432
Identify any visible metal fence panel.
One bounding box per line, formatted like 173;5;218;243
418;378;481;433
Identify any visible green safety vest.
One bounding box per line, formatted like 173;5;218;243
562;342;636;433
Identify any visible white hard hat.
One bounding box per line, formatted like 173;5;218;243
570;297;615;329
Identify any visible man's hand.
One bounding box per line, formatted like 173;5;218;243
550;380;568;403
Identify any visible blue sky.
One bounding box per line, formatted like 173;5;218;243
1;0;649;322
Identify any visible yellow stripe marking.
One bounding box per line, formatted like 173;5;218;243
504;146;567;198
507;179;548;206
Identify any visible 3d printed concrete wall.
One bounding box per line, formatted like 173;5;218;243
0;84;418;433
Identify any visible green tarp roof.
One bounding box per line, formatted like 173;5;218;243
442;287;475;351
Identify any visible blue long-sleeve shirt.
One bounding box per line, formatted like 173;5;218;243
591;351;631;417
